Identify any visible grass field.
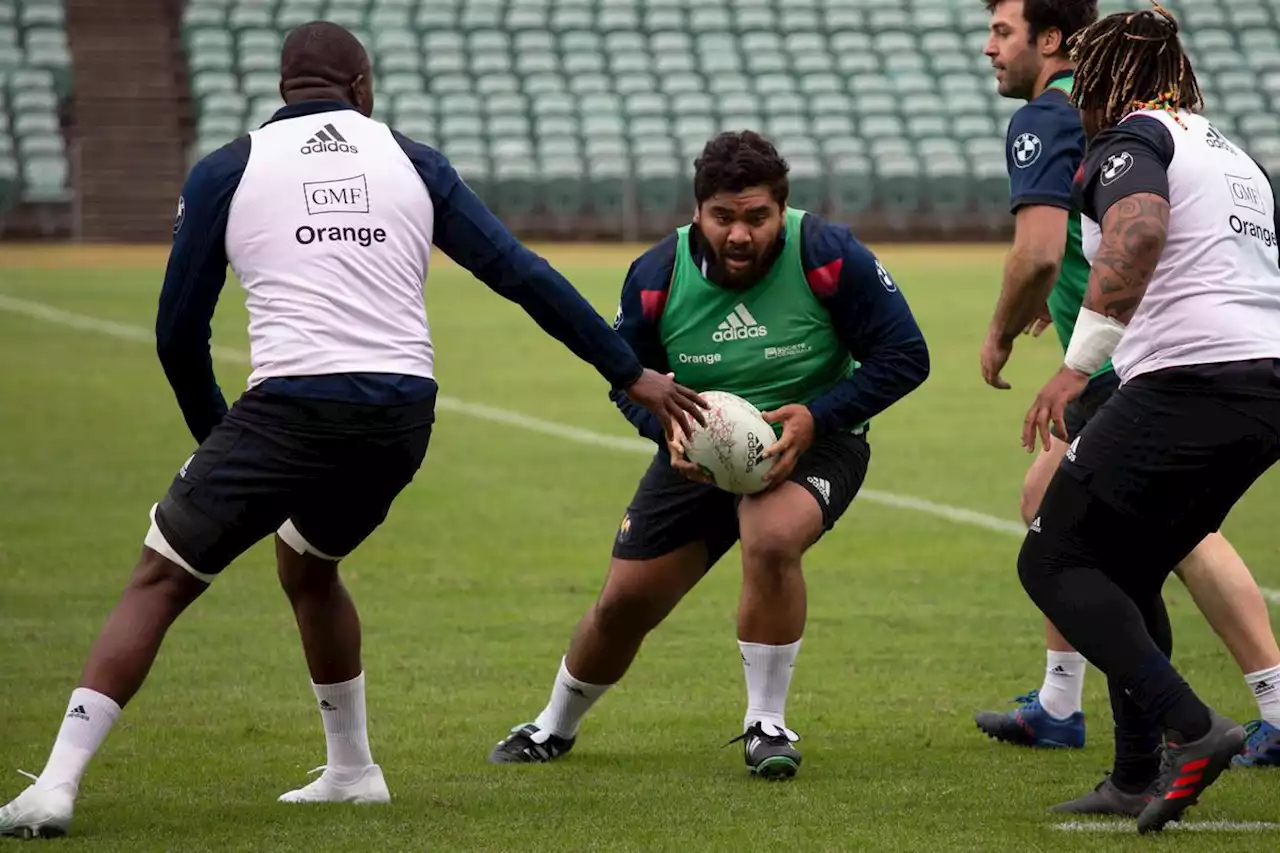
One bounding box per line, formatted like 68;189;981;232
1;244;1278;851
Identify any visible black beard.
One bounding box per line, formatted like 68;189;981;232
690;227;783;290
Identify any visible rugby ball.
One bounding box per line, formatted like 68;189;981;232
682;390;777;495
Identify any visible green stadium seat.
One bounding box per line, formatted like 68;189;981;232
13;87;55;114
0;154;18;211
13;110;56;136
568;73;611;95
477;73;519;95
540;155;586;217
1241;114;1280;138
514;30;554;54
523;73;567;95
491;136;534;161
613;72;657;95
18;3;64;29
598;7;641;32
583;113;625;138
414;5;455;29
21;154;69;203
536;115;580;140
585;136;628;160
489;117;530;143
425;73;469;95
7;67;52;92
492;158;538;216
242;71;279;97
0;43;22;74
578;90;620;114
586;156;627;220
228;6;273;31
635;155;680;216
606;32;646;57
813;114;854;141
368;7;410;31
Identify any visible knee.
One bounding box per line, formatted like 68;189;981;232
276;542;341;602
132;546;207;603
592;581;671;637
740;524;804;580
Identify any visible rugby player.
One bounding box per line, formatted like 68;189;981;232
976;0;1280;767
0;22;704;839
1018;5;1280;831
487;131;930;778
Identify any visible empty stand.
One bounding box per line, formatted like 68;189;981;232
173;0;1271;238
0;0;72;225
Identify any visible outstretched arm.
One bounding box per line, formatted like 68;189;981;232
392;132;644;390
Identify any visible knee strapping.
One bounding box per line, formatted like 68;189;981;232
277;519;342;562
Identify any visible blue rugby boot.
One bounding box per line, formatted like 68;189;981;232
1233;720;1280;768
974;689;1086;749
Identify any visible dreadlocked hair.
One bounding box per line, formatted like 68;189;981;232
1069;1;1202;130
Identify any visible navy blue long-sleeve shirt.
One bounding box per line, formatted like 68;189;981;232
607;213;930;445
157;99;643;443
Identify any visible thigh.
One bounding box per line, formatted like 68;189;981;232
1060;371;1280;559
612;453;740;570
153;392;310;579
784;429;871;533
288;398;437;560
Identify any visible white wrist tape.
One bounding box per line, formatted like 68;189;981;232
1064;308;1126;374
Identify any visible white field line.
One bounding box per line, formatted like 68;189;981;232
2;292;1278;601
1053;820;1280;833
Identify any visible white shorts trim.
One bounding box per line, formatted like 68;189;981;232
277;518;342;561
144;504;215;583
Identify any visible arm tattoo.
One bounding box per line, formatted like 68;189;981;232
1082;193;1170;324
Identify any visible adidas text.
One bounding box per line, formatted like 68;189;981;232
301;140;359;155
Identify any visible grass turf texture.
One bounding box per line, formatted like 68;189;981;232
1;244;1278;851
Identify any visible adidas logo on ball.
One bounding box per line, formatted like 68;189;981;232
712;303;767;342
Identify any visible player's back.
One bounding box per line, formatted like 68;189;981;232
1082;110;1280;381
223;106;436;387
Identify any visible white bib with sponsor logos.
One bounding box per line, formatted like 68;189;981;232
1083;110;1280;383
226;109;436;387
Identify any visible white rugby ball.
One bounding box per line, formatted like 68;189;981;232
682;390;777;495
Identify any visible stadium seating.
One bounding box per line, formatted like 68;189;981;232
0;0;71;213
178;0;1277;231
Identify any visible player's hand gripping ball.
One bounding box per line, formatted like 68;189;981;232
679;391;777;494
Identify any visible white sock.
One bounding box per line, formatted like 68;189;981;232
739;639;801;733
532;657;610;738
1246;665;1280;727
1038;650;1087;720
312;672;374;779
36;688;122;791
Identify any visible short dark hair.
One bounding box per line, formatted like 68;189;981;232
984;0;1098;54
693;131;790;206
280;21;370;93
